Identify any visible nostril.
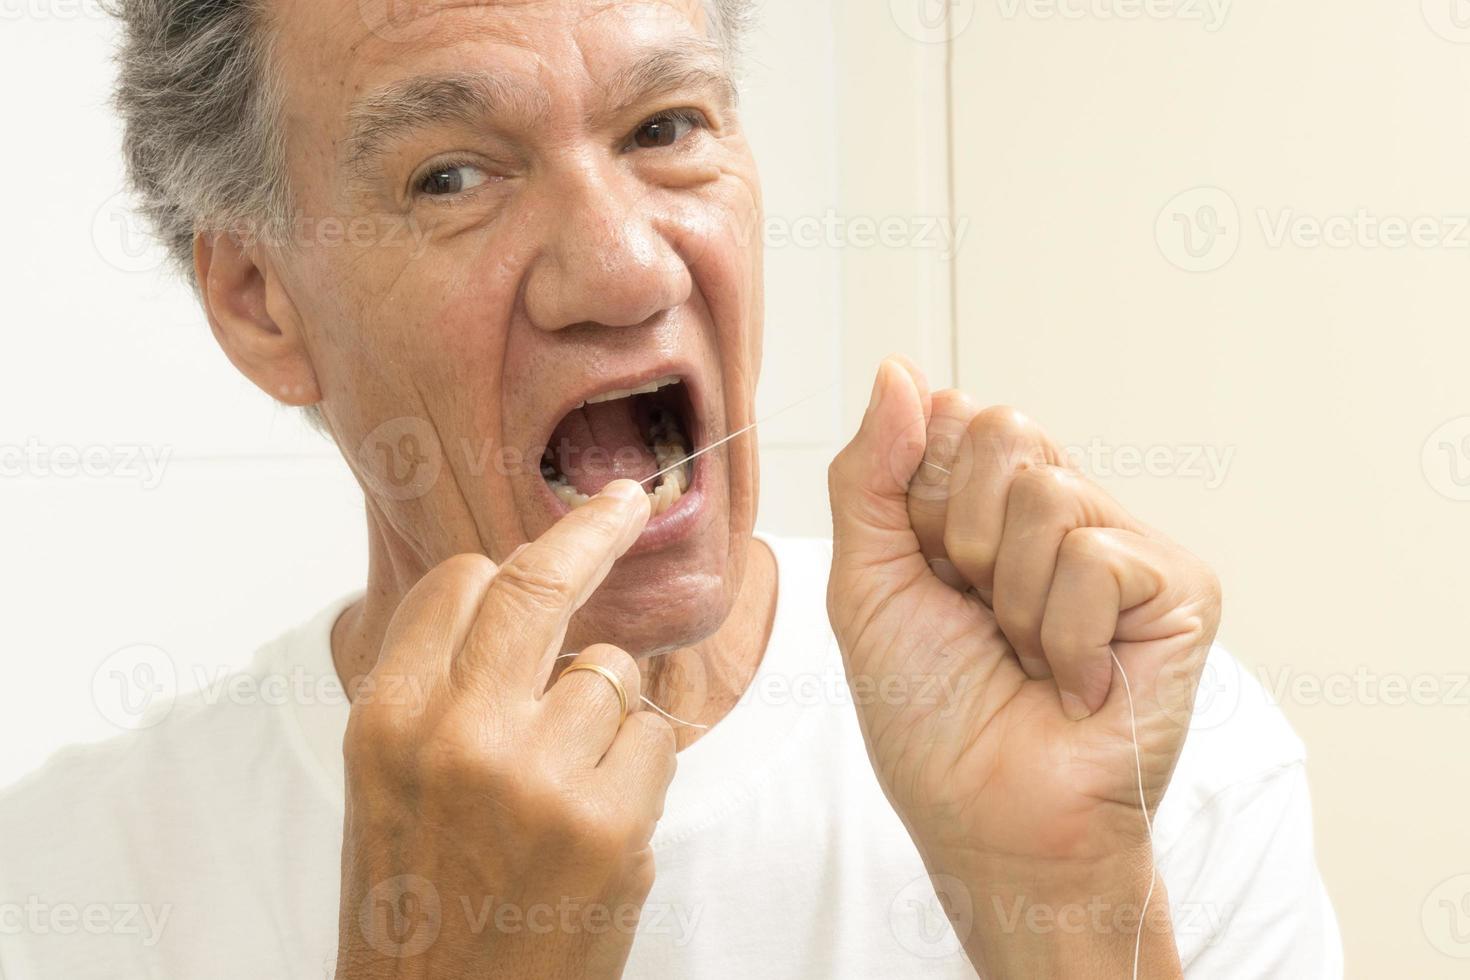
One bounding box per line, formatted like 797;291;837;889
524;223;692;332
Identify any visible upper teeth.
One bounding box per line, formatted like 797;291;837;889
575;375;681;409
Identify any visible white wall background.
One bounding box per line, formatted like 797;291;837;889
3;1;1466;976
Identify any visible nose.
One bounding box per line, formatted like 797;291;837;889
524;168;692;332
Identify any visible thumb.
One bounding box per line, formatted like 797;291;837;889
829;356;932;579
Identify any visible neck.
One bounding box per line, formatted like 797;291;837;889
331;519;779;751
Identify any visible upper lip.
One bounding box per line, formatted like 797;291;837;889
536;362;705;454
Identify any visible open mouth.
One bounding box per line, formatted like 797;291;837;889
540;374;698;517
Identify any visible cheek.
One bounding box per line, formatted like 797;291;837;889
677;185;761;351
337;235;523;388
747;222;766;376
294;240;527;535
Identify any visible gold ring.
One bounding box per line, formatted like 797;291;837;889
560;663;629;726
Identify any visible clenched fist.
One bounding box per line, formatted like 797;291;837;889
828;358;1221;978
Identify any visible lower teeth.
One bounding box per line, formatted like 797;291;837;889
545;411;691;515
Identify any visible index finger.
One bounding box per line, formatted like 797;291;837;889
907;388;981;586
942;407;1069;595
456;480;652;698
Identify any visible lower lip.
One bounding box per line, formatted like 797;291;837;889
538;455;709;556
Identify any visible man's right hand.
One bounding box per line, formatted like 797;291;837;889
334;480;675;979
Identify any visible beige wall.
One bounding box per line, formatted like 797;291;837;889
943;2;1470;975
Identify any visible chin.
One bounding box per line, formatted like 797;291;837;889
567;536;743;658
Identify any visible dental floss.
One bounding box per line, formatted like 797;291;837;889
922;451;1152;972
1111;650;1153;980
555;385;836;730
632;391;1154;976
638;385;838;488
924;460;1152;975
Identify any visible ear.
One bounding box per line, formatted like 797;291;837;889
195;230;321;408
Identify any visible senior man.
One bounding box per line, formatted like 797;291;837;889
0;0;1340;977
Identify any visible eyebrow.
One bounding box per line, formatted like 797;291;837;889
343;71;550;180
341;42;737;184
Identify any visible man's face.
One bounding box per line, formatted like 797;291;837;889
268;0;765;655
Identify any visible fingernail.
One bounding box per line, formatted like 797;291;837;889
600;479;646;505
600;480;652;538
1061;692;1093;722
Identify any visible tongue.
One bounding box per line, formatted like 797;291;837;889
548;399;659;496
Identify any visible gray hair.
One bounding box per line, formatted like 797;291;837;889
109;0;756;289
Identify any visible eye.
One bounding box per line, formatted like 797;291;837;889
628;110;706;151
416;161;489;198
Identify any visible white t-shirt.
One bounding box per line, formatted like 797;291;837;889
0;536;1341;979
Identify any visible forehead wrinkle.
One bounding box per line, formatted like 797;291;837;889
597;40;736;120
342;71;552;178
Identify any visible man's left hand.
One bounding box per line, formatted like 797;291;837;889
827;357;1221;977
